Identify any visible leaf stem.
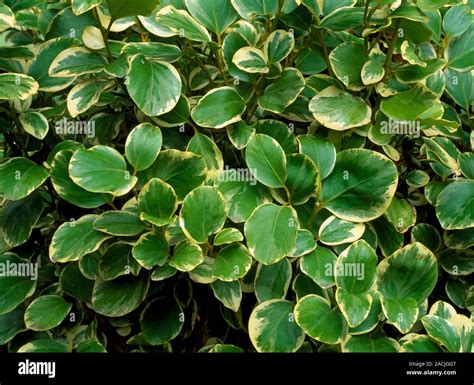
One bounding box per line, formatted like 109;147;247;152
307;203;322;231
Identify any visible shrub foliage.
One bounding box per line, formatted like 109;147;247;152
0;0;473;353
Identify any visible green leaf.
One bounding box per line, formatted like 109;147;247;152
18;339;69;353
24;295;71;331
92;274;149;317
155;94;190;126
60;263;94;302
257;68;305;114
278;154;318;205
67;79;114;118
255;259;292;303
106;0;155;21
244;203;298;265
169;240;204;272
400;40;425;66
76;340;106;353
444;68;473;110
436;180;474;230
300;247;337;289
50;215;111;263
233;47;269;73
0;73;38;100
295;294;347;344
321;149;398;222
19;111;49;140
127;55;182;116
0;3;14;32
459;153;474;179
361;52;386;85
384;197;417;233
389;2;428;22
406;170;430;188
248;299;305;352
319;216;365;246
0;193;44;249
51;150;112;209
140;297;183;345
93;211;146;236
206;344;244;353
444;228;474;250
212;243;252;281
189;256;216;284
0;308;26;345
400;334;442;352
125;123;163;172
180;186;227;244
348;292;382;335
245;134;287;188
132;231;169;270
98;243;139;281
210;280;242;312
290;229;317;257
422;315;461;352
252;119;297;154
417;0;458;11
28;38;78;92
156;5;211;42
186;0;237;35
49;47;107;77
227;121;255;150
411;223;441;252
191;87;246;129
443;4;472;38
141;150;207;201
69;145;137;196
381;297;419;334
72;0;101;16
342;335;399;352
230;0;279;20
47;7;98;40
336;289;372;328
213;228;244;246
297;135;336;180
263;29;295;64
151;264;177;281
217;174;270;223
0;158;49;201
396;59;446;83
309;86;372;131
377;243;438;302
121;42;181;62
329;42;366;90
0;253;36;315
445;26;474;71
187;133;223;174
380;85;438;121
79;252;101;280
320;6;364;30
190;65;219;91
138;178;178;226
335;240;377;294
292;273;326;301
222;32;253;82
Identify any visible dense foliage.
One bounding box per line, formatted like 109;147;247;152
0;0;473;353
